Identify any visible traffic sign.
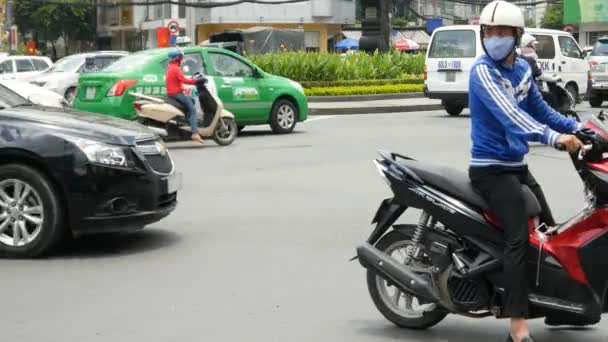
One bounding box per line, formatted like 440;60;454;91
167;21;180;34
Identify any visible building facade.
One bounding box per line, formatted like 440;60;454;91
193;0;356;52
97;0;194;51
563;0;608;48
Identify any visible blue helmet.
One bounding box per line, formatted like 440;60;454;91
168;49;183;61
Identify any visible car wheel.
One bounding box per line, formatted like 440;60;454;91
270;99;297;134
443;101;464;116
65;87;76;105
213;117;237;146
590;97;603;108
0;164;65;258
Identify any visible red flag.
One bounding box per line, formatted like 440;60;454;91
157;27;170;48
26;41;36;55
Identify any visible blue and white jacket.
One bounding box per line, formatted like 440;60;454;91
469;55;581;168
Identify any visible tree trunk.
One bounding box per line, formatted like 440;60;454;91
63;34;69;57
50;41;57;62
378;0;393;52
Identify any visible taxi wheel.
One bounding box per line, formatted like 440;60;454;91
270;99;297;134
0;164;65;258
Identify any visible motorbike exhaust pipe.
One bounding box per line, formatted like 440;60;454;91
357;242;441;302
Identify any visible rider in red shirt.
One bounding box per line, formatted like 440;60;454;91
166;49;203;143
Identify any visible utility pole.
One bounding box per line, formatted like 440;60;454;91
6;0;12;53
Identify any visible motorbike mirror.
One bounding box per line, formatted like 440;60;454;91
599;110;607;122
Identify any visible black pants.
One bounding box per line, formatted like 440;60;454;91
469;165;555;318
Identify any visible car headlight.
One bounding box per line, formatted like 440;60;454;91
289;80;304;94
62;136;127;167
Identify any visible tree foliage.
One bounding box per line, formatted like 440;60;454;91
14;0;95;55
540;2;563;30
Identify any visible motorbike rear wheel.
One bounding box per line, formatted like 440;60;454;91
366;230;448;329
213;118;237;146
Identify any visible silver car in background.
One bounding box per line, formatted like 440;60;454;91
30;51;129;104
588;36;608;108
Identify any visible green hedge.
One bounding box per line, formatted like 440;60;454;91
305;84;424;96
249;51;425;82
301;76;423;88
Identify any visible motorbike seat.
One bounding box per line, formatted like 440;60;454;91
397;159;541;217
163;96;190;115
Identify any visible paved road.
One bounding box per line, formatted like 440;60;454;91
2;103;608;342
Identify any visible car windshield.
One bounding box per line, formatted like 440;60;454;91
103;51;158;72
591;39;608;56
49;55;84;72
0;83;32;108
428;30;476;58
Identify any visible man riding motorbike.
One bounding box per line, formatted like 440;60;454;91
467;1;584;341
165;49;204;144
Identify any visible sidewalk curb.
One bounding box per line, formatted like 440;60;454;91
310;103;443;115
307;92;425;103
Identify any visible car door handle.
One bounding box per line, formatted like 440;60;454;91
561;61;566;64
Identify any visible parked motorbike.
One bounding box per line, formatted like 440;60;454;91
132;73;237;145
354;111;608;330
537;74;580;122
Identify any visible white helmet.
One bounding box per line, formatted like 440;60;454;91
479;0;525;30
520;33;537;48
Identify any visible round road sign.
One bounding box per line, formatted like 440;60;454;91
168;21;180;34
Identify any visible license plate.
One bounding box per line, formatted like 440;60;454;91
85;87;96;99
437;60;461;70
446;71;456;82
166;172;182;194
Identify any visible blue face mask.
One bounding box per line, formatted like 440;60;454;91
483;36;515;61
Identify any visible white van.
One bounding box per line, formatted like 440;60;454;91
424;25;589;116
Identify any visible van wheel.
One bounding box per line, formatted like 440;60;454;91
443;102;464;116
590;98;603;108
0;164;65;258
565;84;578;105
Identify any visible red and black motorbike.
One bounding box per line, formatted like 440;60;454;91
355;111;608;330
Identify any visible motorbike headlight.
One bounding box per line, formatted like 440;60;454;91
289;80;304;94
62;136;127;167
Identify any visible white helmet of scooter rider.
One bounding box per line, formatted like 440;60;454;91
479;1;525;30
520;33;538;48
479;1;525;61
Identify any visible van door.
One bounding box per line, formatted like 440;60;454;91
556;35;588;97
426;29;478;95
531;34;558;75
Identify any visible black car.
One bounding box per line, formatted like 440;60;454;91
0;84;180;258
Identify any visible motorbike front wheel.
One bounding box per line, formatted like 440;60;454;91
366;230;448;330
213;118;237;146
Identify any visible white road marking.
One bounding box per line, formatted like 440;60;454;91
306;115;336;122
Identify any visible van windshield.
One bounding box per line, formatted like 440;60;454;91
428;30;476;58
